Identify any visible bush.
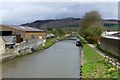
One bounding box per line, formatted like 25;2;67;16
85;36;101;44
77;34;87;45
85;24;104;37
79;11;102;34
79;11;104;43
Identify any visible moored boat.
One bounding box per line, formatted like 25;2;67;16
76;39;83;47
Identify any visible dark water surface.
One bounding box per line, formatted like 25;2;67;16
2;40;81;78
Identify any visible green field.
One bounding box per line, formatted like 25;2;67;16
37;38;56;51
105;25;120;31
62;25;120;32
62;27;79;31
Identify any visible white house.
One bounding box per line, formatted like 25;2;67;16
0;36;16;54
0;36;5;54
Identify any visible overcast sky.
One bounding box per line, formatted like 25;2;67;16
0;2;119;25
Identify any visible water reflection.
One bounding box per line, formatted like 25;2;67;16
2;40;81;78
0;62;2;79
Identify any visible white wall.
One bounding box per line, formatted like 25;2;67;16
0;37;5;55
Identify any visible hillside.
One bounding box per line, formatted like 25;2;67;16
21;18;80;30
21;17;119;30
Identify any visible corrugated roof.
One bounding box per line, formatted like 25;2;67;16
102;36;120;40
1;25;45;32
1;36;16;44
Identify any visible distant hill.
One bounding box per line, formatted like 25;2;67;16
103;19;119;27
21;17;119;30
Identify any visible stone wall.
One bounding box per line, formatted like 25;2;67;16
1;38;44;62
100;37;120;57
4;38;44;55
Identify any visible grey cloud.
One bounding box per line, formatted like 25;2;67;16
0;2;118;25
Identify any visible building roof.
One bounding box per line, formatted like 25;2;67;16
102;36;120;40
102;31;120;40
102;31;120;36
111;32;120;37
1;25;45;32
0;37;5;43
1;36;16;44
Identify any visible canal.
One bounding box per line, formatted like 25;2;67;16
2;39;81;78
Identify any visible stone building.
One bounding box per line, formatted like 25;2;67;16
0;25;46;43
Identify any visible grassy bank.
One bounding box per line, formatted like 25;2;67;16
39;38;56;50
77;34;120;78
37;35;71;50
82;44;119;78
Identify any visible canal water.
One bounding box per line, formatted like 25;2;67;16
2;40;81;78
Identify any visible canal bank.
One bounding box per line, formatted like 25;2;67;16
77;34;120;78
2;39;81;78
1;34;71;62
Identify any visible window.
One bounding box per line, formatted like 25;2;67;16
14;32;20;35
31;35;35;39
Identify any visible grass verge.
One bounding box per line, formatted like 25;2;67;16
82;44;120;78
42;38;56;49
77;34;120;78
37;35;71;50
